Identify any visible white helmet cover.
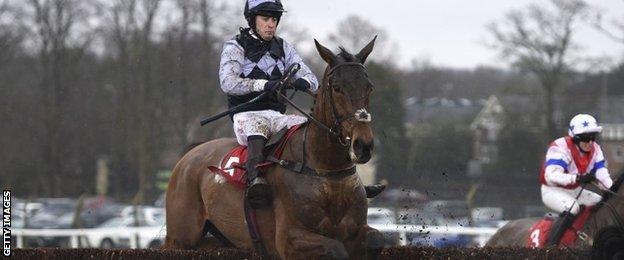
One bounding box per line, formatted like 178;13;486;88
568;114;603;137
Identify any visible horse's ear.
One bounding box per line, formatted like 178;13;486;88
314;39;337;66
355;35;377;63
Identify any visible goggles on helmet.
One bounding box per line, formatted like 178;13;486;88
574;132;598;143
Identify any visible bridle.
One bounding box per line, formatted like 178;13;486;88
276;61;373;146
269;61;373;178
323;61;373;146
595;184;624;229
576;183;624;246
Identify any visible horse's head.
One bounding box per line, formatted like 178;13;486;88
314;37;377;164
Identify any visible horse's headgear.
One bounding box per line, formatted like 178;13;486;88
244;0;285;29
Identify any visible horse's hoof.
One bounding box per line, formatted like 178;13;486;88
365;184;386;198
326;241;349;260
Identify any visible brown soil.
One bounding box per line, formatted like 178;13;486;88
10;247;590;260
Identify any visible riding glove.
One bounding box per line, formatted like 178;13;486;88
576;172;597;184
292;78;311;91
263;80;281;92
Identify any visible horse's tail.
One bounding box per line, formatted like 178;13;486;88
184;142;206;154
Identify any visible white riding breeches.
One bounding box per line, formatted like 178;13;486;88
232;109;307;146
541;184;603;215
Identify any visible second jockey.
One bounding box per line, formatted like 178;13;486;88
540;113;614;246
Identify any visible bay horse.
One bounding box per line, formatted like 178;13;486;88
164;37;384;259
486;174;624;248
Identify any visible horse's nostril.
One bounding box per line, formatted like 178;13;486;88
353;139;362;150
353;139;373;153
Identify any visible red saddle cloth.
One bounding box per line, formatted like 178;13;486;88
208;124;304;189
526;207;592;248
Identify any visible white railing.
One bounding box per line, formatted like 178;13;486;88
11;224;498;248
13;229;86;248
370;224;499;246
11;228;155;249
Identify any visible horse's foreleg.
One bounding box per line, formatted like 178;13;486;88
280;227;349;260
343;225;384;260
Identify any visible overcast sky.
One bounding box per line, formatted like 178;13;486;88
255;0;624;70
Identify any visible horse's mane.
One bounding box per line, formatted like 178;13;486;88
337;47;358;63
183;141;206;155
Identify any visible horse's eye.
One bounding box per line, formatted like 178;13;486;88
332;83;343;93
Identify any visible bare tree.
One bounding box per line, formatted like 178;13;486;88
135;0;161;204
487;0;589;138
0;0;25;70
591;0;624;45
172;0;194;146
327;15;396;63
26;0;94;195
103;0;139;200
101;0;161;203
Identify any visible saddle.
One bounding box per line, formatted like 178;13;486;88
208;124;304;189
526;207;593;248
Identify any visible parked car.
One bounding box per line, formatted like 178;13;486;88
21;198;77;247
12;211;25;229
26;198;77;229
13;200;44;220
87;208;165;248
119;205;163;226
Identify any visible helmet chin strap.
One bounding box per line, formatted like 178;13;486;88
248;27;265;41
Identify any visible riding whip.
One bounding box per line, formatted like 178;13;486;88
199;63;301;126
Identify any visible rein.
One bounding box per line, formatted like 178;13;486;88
324;62;371;146
265;123;356;179
592;183;624;230
269;61;371;179
278;61;371;146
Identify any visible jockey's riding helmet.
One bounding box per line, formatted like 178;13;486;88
244;0;285;29
568;114;602;143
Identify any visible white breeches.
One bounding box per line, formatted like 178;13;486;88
232;110;307;146
541;184;603;215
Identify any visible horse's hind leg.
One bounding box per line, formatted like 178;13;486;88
164;178;206;249
164;208;205;248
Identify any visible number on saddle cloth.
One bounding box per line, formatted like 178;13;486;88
526;207;593;248
208;124;304;189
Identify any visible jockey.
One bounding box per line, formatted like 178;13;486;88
540;114;614;246
219;0;318;209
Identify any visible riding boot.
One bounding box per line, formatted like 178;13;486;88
364;184;386;198
245;136;273;209
546;211;576;247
